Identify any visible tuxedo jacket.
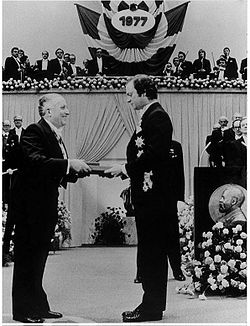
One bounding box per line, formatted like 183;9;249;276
125;102;175;207
224;56;238;79
11;118;77;229
7;127;26;168
180;60;193;79
34;59;50;71
67;64;82;76
192;58;211;79
240;58;247;81
4;56;20;81
48;58;69;78
223;127;235;142
88;56;110;76
224;137;247;167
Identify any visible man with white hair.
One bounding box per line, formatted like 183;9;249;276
219;185;246;227
10;93;91;323
210;116;229;167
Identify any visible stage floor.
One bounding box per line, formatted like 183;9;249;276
2;247;247;324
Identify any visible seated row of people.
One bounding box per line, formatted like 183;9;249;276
206;113;247;168
163;48;247;80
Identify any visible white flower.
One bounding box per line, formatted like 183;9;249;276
204;250;210;257
215;222;224;229
240;232;247;239
228;259;236;268
210;283;218;291
232;227;237;233
204;257;213;265
236;239;243;246
238;282;246;290
194;282;201;291
224;242;232;250
217;274;224;282
235;245;242;253
240;253;246;259
214;254;222;263
142;171;153;192
235;224;242;232
202;232;206;237
135;136;144;148
215;245;221;252
240;262;247;269
222;228;229;234
206;231;213;238
231;279;238;287
221;279;229;288
206;239;212;246
201;242;206;249
183;246;188;251
207;276;215;284
220;265;228;274
209;264;216;271
194;267;202;278
239;269;247;277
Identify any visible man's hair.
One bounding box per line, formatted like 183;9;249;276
178;51;186;58
55;48;64;55
232;119;241;128
38;93;61;117
3;120;11;126
11;47;19;54
42;51;49;56
14;115;22;121
129;75;157;100
223;47;230;52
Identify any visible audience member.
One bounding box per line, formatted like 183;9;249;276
214;55;227;79
18;49;32;79
81;59;89;76
162;62;174;76
4;47;21;81
192;49;211;79
48;48;69;79
172;57;181;77
222;47;238;79
33;51;50;80
177;51;193;79
88;48;110;76
223;112;243;143
68;54;82;77
8;115;25;169
205;123;221;167
240;58;247;81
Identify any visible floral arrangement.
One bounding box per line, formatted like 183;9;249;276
54;200;72;248
90;207;129;245
178;196;195;270
2;204;14;265
2;75;247;92
177;221;247;299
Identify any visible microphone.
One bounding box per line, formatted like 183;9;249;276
199;142;211;167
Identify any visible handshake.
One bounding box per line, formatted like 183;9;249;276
69;159;92;178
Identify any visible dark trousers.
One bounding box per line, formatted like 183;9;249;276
135;203;169;312
12;220;56;317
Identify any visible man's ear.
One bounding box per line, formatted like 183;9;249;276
231;197;237;206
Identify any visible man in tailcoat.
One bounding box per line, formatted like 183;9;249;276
48;48;69;79
33;51;50;80
4;47;21;81
88;48;110;76
106;75;175;322
10;93;91;323
178;51;193;79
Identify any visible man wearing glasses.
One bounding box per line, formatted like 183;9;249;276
4;47;21;81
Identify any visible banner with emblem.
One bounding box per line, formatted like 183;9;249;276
75;1;189;75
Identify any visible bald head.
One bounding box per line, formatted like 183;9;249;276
38;93;69;129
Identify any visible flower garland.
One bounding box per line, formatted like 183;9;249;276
56;200;72;247
2;76;247;92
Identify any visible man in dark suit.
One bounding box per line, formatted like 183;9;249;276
88;48;110;76
33;51;50;80
178;51;193;79
67;54;82;77
240;58;247;81
106;75;175;322
222;47;238;80
2;120;12;205
192;49;211;79
48;48;69;79
10;93;91;323
4;47;21;81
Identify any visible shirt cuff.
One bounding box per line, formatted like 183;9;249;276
66;160;70;174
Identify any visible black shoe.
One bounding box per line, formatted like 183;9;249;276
13;315;44;323
41;311;63;318
122;309;162;322
173;271;186;281
134;276;142;283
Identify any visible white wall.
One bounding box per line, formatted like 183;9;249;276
2;0;247;67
